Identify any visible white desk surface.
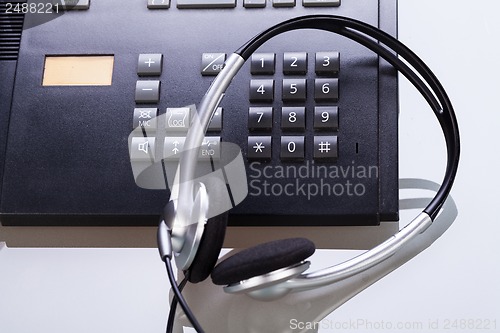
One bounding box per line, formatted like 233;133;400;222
1;1;499;332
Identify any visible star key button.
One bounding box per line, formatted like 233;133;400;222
247;136;272;160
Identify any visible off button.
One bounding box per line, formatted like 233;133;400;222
201;53;226;76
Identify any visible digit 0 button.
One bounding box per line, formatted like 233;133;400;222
281;136;305;161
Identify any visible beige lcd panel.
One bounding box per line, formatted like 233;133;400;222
42;56;114;86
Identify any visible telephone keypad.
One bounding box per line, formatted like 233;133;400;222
248;51;339;162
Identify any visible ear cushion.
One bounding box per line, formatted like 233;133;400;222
187;213;228;283
211;238;315;286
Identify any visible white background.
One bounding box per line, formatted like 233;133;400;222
1;1;500;332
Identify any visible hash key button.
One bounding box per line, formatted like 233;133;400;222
314;136;338;160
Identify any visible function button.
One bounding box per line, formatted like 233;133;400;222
251;53;276;75
200;136;221;160
283;52;307;75
133;108;158;130
163;137;221;160
314;136;338;160
315;52;340;76
248;107;273;130
54;0;90;10
177;0;236;8
130;137;156;161
135;80;160;104
163;137;185;161
314;78;339;102
165;107;191;132
282;78;306;102
281;136;305;161
314;106;338;130
244;0;266;7
302;0;340;7
147;0;170;9
273;0;296;7
248;136;272;160
250;79;274;102
281;107;305;131
201;53;226;76
208;107;223;131
138;54;163;76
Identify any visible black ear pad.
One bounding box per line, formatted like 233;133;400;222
211;238;315;286
186;213;228;283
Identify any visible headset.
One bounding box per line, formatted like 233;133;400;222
155;15;460;333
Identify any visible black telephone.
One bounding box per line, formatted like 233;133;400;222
0;0;398;227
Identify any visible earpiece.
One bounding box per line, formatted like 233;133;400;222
158;14;460;332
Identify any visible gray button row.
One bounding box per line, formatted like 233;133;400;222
249;78;339;103
251;52;340;76
248;106;338;131
146;0;339;9
130;136;221;161
133;107;222;131
247;135;338;160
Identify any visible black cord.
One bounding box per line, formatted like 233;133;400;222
164;260;205;333
166;275;189;333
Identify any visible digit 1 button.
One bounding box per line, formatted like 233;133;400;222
315;52;340;76
248;107;273;130
314;106;338;130
281;136;304;161
281;107;305;131
283;52;307;75
251;53;275;75
314;78;339;102
282;79;306;102
250;79;274;102
248;136;272;160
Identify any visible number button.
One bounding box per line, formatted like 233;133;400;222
315;52;340;76
250;79;274;102
251;53;275;75
282;79;306;102
314;106;338;130
281;107;305;131
281;136;305;161
314;78;339;102
248;107;273;130
248;136;272;160
283;52;307;75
